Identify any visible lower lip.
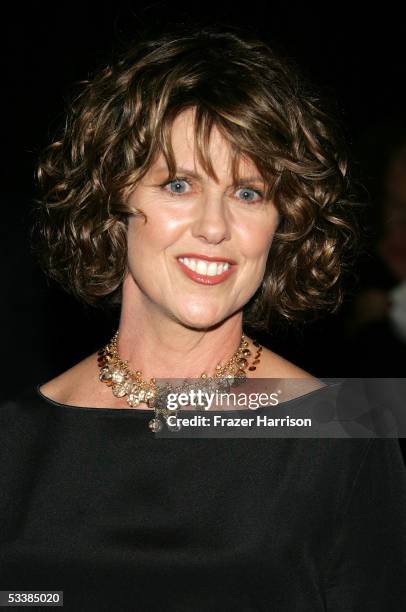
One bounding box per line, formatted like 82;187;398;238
176;259;236;285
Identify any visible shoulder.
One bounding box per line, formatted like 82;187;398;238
39;355;89;400
256;344;321;381
252;344;326;401
38;351;120;408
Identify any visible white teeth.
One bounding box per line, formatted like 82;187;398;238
207;262;218;276
196;260;207;275
178;257;231;276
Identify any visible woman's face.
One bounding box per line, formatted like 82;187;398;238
125;108;280;329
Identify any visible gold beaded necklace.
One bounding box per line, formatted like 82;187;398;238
98;330;263;432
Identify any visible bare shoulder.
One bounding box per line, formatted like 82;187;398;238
254;344;326;399
257;346;320;379
38;351;117;408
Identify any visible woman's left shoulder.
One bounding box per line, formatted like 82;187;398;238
255;345;324;387
248;345;325;403
249;344;326;411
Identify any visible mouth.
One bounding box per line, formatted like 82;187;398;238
176;255;237;285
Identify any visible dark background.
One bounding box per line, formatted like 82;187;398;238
1;2;405;443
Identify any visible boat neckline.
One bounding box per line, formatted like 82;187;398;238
34;381;336;416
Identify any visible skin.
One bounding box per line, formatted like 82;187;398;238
40;108;319;409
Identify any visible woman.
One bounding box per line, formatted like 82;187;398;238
1;24;405;611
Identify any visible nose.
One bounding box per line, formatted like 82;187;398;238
191;190;231;245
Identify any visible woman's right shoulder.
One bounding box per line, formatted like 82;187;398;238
38;351;126;409
38;352;100;406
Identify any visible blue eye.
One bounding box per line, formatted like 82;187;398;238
163;178;190;196
236;187;263;203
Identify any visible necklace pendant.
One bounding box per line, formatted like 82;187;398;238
112;382;129;398
111;369;127;384
148;417;163;432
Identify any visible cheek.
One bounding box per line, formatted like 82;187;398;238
127;212;176;256
238;221;276;261
126;220;156;282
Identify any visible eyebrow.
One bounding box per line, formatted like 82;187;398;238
154;166;264;184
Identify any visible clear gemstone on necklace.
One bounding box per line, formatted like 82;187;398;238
128;387;146;407
128;394;141;407
148;418;162;432
112;383;128;397
99;366;112;382
112;378;134;397
111;369;126;384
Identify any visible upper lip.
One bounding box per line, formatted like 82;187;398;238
176;253;237;265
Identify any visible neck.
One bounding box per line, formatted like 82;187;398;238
116;279;247;381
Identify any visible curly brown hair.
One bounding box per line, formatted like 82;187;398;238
31;23;359;331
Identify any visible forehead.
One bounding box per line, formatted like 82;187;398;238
157;108;260;178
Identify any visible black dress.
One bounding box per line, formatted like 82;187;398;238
0;385;406;611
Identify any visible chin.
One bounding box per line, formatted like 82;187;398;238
174;304;227;330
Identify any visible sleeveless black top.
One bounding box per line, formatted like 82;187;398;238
0;385;405;611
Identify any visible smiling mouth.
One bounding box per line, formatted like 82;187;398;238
176;256;236;285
